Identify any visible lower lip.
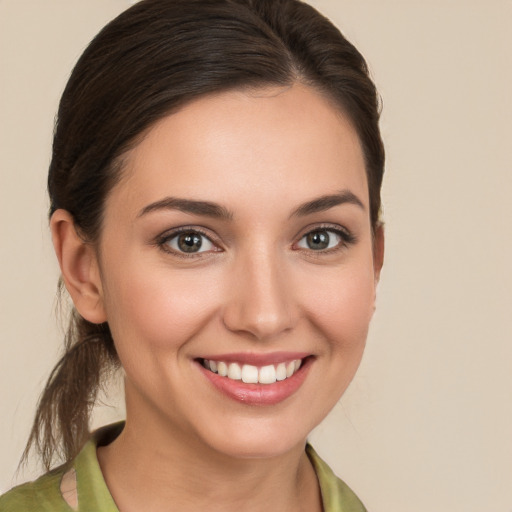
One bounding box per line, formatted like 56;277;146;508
198;358;312;406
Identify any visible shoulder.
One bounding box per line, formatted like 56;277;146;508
0;422;124;512
306;444;368;512
0;468;68;512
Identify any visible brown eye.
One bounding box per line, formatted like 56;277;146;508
178;233;203;252
165;231;215;254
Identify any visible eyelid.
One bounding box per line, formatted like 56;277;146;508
295;222;354;240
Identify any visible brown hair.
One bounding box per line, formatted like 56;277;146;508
24;0;385;470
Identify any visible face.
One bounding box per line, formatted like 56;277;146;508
95;84;381;459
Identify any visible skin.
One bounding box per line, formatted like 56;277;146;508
51;83;384;512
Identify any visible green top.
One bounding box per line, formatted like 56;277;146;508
0;423;366;512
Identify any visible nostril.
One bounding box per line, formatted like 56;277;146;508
222;305;296;341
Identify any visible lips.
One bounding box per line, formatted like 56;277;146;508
196;353;312;405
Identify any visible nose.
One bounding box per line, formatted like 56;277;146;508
222;248;298;341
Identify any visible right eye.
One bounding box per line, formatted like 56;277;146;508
161;230;216;254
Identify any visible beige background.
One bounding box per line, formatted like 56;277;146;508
1;1;511;510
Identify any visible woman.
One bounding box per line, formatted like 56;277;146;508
1;0;384;510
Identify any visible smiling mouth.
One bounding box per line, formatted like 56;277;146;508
200;358;304;385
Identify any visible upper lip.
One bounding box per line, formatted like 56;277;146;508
196;351;311;366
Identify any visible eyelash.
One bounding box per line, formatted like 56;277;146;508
155;224;356;258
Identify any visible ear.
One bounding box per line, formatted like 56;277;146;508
373;223;385;286
50;209;107;324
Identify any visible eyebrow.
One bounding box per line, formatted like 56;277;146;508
138;189;364;220
291;190;365;217
138;197;233;220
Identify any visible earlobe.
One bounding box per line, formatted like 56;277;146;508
50;209;107;324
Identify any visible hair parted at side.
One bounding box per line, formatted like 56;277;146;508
25;0;385;470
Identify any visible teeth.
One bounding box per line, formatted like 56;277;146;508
259;365;276;384
228;362;242;380
202;358;304;384
217;361;228;377
276;363;287;381
241;364;258;384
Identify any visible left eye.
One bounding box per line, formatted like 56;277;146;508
165;231;215;254
296;229;343;251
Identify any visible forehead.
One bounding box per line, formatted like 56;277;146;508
109;84;368;219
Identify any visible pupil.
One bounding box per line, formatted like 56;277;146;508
178;233;202;252
307;231;329;250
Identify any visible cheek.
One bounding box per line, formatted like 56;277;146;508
300;260;376;354
292;256;376;427
101;257;223;353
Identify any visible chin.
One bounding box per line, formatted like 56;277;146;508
190;413;316;461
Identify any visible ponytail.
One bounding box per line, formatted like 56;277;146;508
22;306;119;470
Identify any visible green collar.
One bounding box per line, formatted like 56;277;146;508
73;422;124;511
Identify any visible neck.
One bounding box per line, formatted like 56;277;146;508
97;402;322;512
